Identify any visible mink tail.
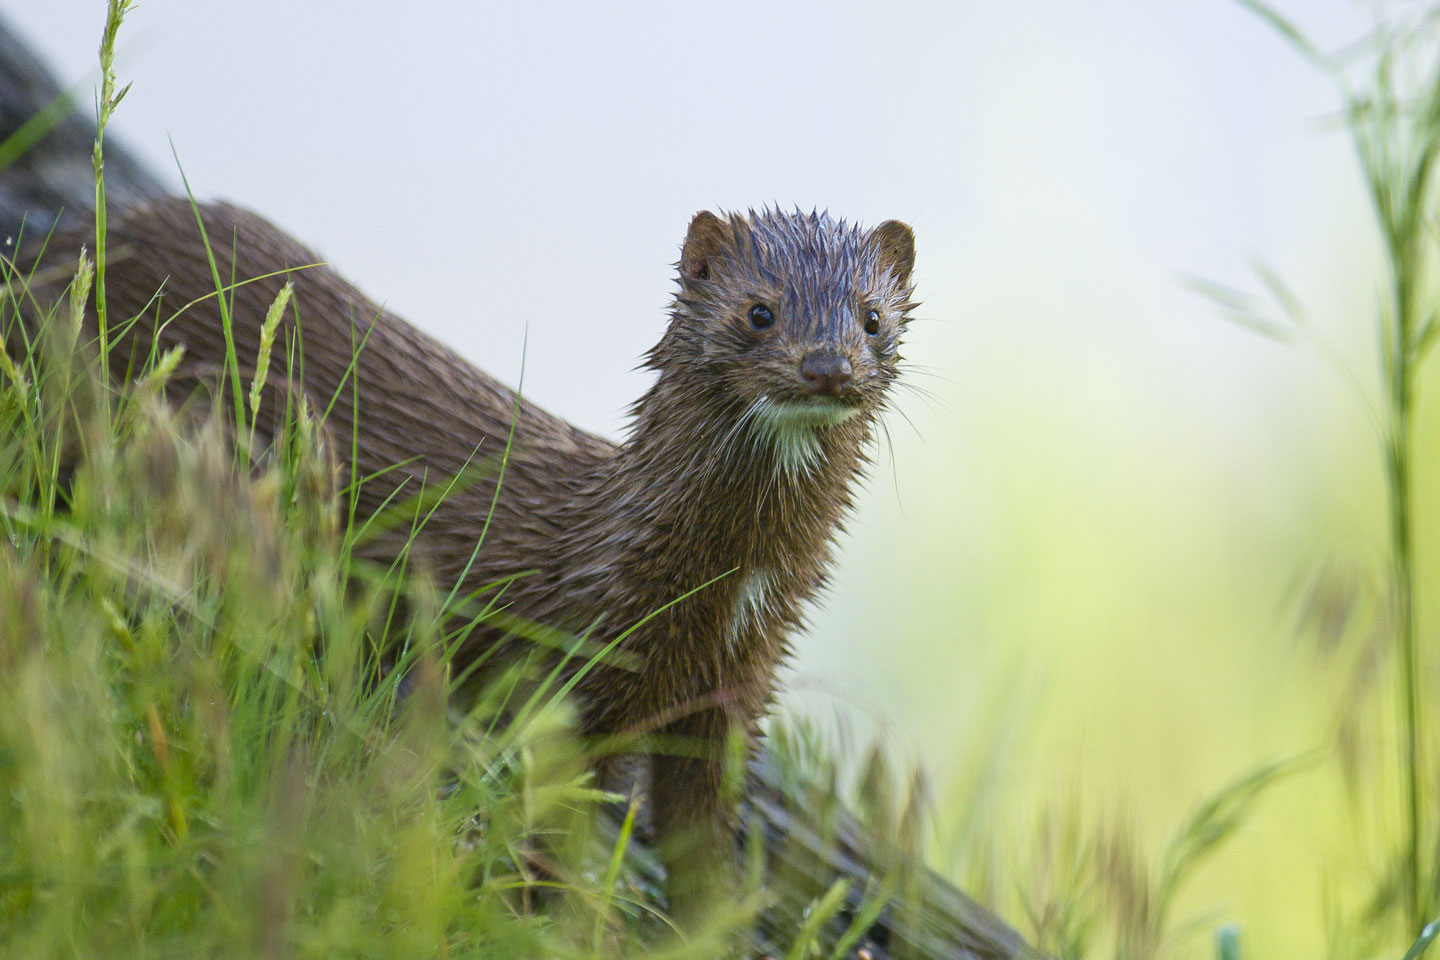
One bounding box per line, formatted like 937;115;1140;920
0;12;165;247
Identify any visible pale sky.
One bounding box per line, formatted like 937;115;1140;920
9;1;1368;435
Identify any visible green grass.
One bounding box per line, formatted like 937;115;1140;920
0;244;694;958
0;262;928;957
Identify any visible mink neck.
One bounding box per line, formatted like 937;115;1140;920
597;364;872;583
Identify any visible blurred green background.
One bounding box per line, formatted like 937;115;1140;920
790;195;1395;956
10;1;1432;955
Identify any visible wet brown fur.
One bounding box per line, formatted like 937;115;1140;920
19;198;917;911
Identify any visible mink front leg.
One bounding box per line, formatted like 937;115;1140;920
650;707;744;930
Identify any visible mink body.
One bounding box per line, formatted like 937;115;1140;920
22;198;917;913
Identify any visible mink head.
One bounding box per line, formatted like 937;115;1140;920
649;208;916;471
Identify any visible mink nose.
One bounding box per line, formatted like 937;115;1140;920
799;352;854;396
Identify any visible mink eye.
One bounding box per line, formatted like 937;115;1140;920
863;309;881;336
749;304;775;329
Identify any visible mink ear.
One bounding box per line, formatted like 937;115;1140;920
680;210;728;281
873;220;915;286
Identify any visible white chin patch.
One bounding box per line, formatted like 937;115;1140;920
751;397;859;476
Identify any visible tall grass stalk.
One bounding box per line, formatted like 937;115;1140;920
88;0;134;429
1240;0;1440;938
1366;59;1440;944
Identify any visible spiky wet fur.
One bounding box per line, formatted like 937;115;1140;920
20;200;917;917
